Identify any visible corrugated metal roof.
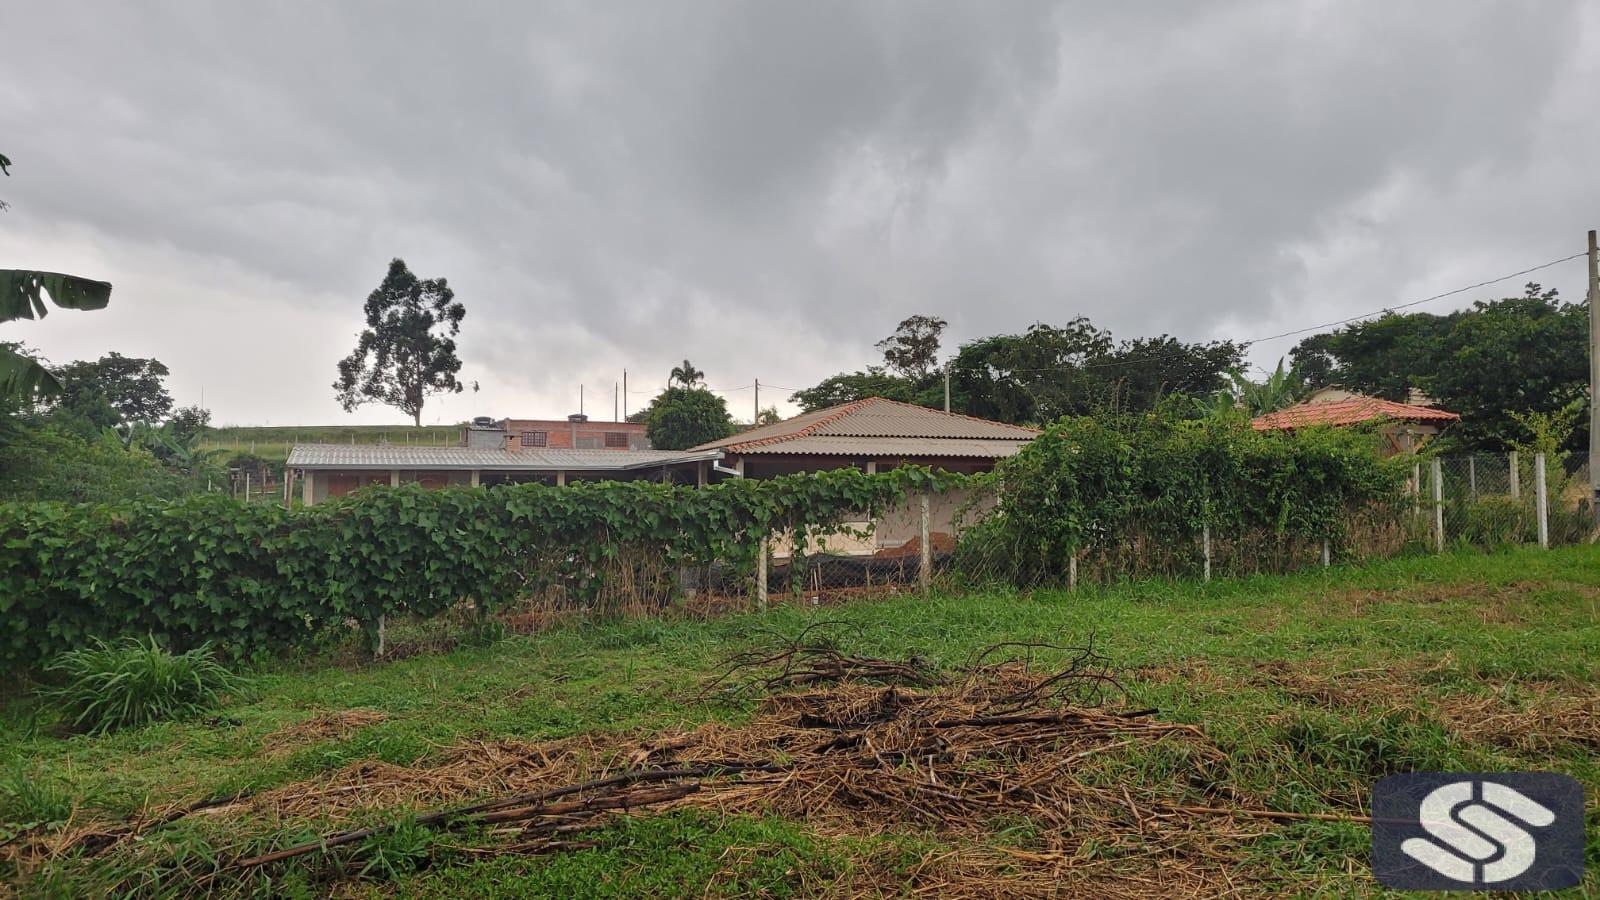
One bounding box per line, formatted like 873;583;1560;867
694;397;1038;454
726;436;1032;458
1251;396;1459;431
286;444;720;470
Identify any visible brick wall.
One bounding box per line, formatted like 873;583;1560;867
502;419;650;451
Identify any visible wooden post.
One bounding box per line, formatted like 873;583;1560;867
469;469;480;488
390;469;401;487
1202;525;1212;581
918;492;931;592
301;470;314;506
1509;450;1520;500
283;471;291;508
244;471;251;502
1535;451;1550;549
1431;457;1444;553
756;536;769;611
556;470;566;487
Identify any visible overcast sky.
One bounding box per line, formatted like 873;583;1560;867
3;1;1597;426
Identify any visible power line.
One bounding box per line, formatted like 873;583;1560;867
943;249;1588;378
1243;251;1587;346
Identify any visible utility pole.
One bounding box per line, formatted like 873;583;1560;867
614;382;619;422
754;379;760;425
1587;224;1600;525
623;369;628;420
943;363;951;413
1588;228;1599;526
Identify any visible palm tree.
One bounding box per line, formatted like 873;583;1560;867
669;359;705;388
1;270;114;401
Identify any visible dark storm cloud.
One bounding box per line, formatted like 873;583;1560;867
2;1;1595;423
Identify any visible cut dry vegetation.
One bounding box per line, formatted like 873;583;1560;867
2;545;1597;896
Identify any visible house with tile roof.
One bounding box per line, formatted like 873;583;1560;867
692;398;1039;557
1250;391;1459;455
691;396;1038;479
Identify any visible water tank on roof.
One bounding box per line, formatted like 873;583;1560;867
471;416;496;428
568;413;589;423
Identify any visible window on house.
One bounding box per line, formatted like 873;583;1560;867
604;431;628;448
522;431;548;447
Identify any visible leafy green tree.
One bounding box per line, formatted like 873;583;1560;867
1101;335;1244;412
1426;286;1587;452
334;258;466;426
166;405;212;445
0;270;113;402
0;425;195;503
51;353;174;425
668;359;706;388
755;405;782;426
645;386;735;450
1289;283;1587;453
789;368;919;412
950;321;1239;425
876;314;947;380
1290;312;1458;399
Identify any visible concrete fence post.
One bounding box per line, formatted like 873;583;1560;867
1321;538;1330;568
1468;456;1478;500
918;492;931;592
756;535;769;611
1068;553;1078;591
1431;458;1444;553
1201;524;1212;582
1412;462;1422;518
1509;450;1521;500
1535;452;1549;549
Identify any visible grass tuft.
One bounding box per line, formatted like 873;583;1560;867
46;637;242;734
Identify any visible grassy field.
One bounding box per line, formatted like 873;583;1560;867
3;546;1597;896
200;425;466;464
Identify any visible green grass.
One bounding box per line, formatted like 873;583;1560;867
3;545;1598;896
200;425;465;464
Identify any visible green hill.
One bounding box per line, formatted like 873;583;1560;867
200;424;466;464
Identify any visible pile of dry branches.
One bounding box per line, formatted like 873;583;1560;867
12;631;1315;896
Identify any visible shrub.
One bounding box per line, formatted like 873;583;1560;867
46;638;240;733
0;425;199;504
0;468;958;669
964;411;1409;582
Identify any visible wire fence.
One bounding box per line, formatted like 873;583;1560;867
451;451;1599;639
743;452;1594;610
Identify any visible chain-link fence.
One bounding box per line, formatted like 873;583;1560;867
746;452;1595;605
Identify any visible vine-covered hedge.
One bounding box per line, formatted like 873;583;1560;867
961;412;1410;582
0;467;958;670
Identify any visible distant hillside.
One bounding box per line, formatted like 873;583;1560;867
201;424;466;464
